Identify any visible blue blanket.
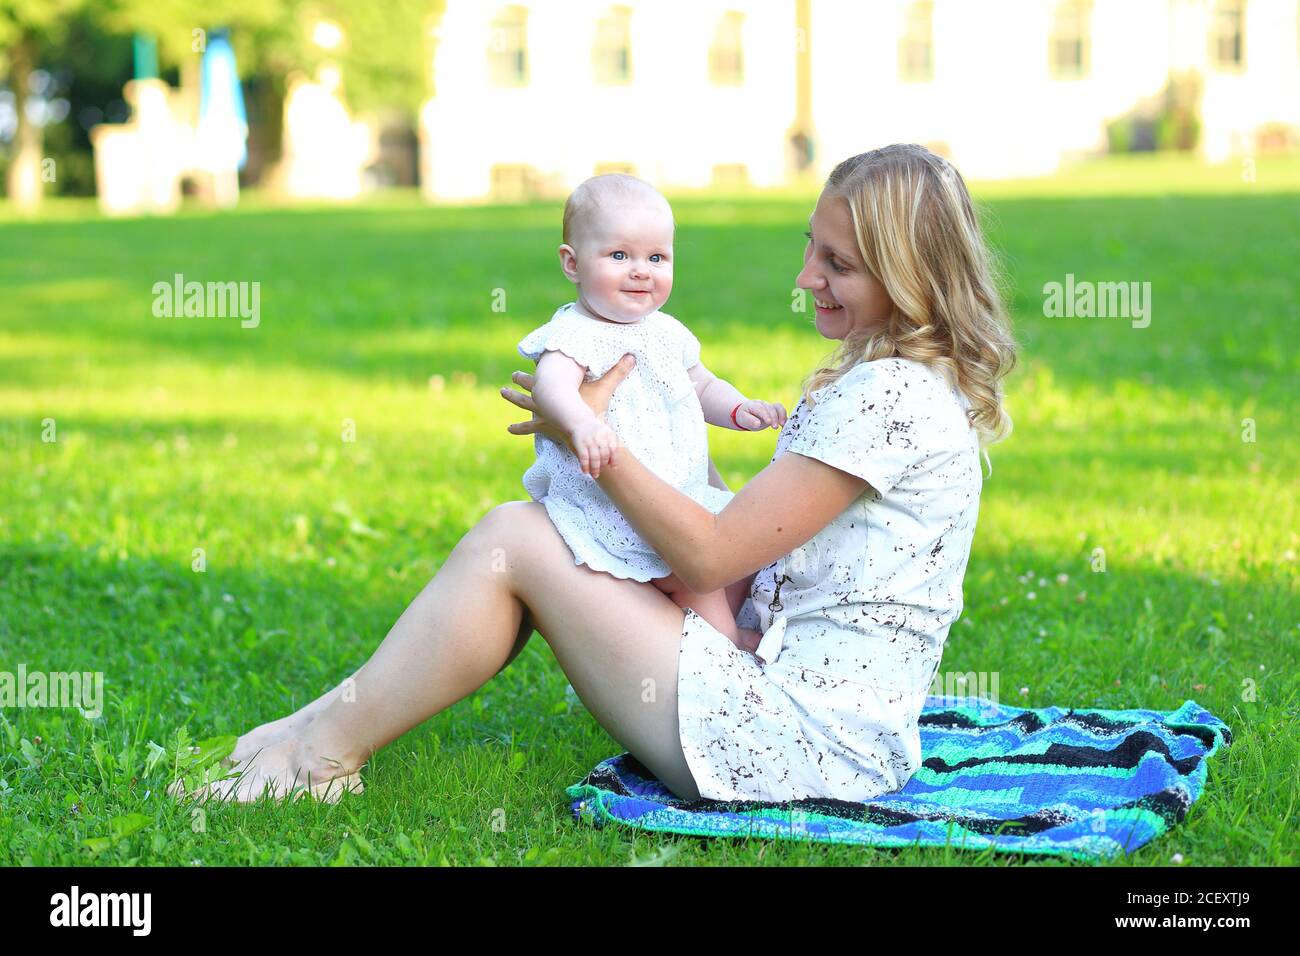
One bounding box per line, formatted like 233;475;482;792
566;696;1231;860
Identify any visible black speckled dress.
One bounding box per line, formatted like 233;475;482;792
676;357;984;802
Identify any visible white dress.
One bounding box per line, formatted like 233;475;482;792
675;357;984;802
517;302;734;582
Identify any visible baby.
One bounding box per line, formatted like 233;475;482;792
517;173;786;649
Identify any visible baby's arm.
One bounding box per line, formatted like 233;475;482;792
687;361;786;431
533;349;620;475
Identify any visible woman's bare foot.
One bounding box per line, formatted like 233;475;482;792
224;681;353;767
181;735;364;804
225;711;317;767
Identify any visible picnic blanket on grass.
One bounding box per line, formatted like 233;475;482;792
565;696;1231;861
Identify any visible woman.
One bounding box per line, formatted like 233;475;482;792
175;144;1016;805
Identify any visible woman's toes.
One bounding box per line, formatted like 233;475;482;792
307;773;364;804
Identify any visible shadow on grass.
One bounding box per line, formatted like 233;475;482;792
2;539;1291;812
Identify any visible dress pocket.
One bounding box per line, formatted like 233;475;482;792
784;537;824;590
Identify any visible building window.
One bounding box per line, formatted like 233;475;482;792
593;6;633;85
1210;0;1246;69
898;2;934;83
488;6;528;87
1049;0;1091;80
709;12;745;85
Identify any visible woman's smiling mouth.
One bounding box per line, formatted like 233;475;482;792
814;297;843;311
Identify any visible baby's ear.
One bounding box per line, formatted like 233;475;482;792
557;244;579;282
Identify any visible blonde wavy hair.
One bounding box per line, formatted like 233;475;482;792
799;144;1017;448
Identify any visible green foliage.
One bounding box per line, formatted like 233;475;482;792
310;0;440;116
99;0;292;67
0;0;87;50
98;0;438;115
0;155;1295;865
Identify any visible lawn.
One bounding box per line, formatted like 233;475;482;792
0;155;1295;866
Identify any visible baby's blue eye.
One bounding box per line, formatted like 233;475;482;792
650;254;663;262
611;251;626;260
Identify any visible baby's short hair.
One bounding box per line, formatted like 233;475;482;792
562;173;673;248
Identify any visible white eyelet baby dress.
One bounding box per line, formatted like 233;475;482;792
674;357;985;802
517;302;733;582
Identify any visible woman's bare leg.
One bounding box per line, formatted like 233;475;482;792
226;613;533;766
192;502;702;802
225;681;349;765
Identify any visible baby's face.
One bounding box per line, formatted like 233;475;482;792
560;200;674;324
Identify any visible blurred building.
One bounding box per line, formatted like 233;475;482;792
421;0;799;200
420;0;1300;199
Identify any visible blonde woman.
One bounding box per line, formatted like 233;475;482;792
179;144;1017;805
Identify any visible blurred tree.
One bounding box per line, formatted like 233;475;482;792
99;0;437;189
0;0;87;211
3;1;438;207
310;1;437;118
100;0;436;115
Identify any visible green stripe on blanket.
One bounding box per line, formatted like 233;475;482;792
565;697;1231;860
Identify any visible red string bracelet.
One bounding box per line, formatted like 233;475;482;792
730;403;747;430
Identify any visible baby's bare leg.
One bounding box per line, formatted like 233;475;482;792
653;574;762;654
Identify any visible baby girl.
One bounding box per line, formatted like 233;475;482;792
516;173;786;648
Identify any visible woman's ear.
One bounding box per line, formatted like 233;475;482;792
557;244;580;284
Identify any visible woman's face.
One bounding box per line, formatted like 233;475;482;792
796;190;893;340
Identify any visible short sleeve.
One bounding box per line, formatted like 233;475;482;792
655;311;701;369
680;323;701;369
518;312;622;378
783;359;932;495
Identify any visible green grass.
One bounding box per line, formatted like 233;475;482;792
0;153;1296;866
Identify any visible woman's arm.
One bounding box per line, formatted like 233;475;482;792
501;357;865;593
594;446;866;594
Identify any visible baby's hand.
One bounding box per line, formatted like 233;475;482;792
734;399;788;431
570;419;621;477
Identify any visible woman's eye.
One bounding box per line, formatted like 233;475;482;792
803;230;813;240
827;255;848;274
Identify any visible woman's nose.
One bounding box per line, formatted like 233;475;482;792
795;260;821;291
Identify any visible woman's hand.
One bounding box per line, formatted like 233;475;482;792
501;353;638;455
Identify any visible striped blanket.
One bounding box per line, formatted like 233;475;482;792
566;697;1231;860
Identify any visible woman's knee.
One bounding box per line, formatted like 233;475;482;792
465;501;555;578
468;501;532;545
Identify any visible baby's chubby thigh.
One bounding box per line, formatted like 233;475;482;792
651;571;687;595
